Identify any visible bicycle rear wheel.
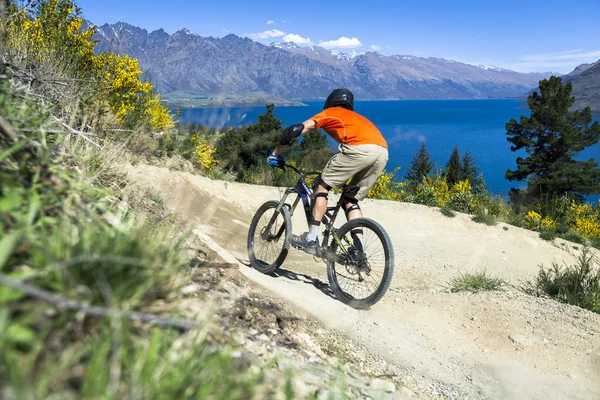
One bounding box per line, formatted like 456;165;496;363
327;218;394;309
247;201;292;274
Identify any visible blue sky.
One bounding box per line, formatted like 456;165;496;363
76;0;600;73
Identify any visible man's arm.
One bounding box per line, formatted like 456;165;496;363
273;119;316;154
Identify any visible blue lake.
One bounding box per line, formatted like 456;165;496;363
177;100;600;202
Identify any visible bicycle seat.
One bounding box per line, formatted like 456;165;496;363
342;184;360;197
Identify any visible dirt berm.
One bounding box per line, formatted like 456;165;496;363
129;164;600;400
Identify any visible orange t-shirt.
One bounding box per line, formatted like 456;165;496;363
310;107;387;149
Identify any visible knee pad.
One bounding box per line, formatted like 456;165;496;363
312;192;329;202
343;201;360;218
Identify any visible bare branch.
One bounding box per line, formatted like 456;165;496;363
54;117;101;148
0;272;199;330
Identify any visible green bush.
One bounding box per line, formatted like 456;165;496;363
539;229;558;241
448;271;506;292
440;207;456;218
523;247;600;313
472;213;496;226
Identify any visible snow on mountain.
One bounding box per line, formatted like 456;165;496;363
269;41;299;50
478;64;509;72
330;49;363;60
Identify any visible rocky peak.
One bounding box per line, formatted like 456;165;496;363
330;49;363;60
270;41;300;50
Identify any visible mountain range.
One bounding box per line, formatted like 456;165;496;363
92;22;597;108
517;60;600;113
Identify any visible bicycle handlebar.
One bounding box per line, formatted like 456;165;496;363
279;161;320;178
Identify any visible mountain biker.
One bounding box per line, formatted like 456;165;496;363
267;88;389;255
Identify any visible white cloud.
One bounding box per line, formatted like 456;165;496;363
500;49;600;73
267;20;275;25
370;45;381;51
282;33;312;45
318;37;362;50
223;28;230;33
247;29;286;40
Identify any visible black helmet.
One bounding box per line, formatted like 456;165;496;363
324;88;354;111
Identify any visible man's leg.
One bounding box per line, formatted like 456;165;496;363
342;197;364;251
305;183;329;242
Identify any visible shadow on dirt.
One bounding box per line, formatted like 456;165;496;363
270;268;337;301
236;258;337;301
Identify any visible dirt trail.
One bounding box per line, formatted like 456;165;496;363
129;164;600;400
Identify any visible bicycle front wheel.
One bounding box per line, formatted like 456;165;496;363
327;218;394;309
247;201;292;274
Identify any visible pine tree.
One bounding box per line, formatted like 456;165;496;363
505;76;600;203
405;142;434;184
444;145;462;187
461;148;479;185
298;129;334;170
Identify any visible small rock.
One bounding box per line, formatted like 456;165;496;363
257;334;270;342
509;333;533;346
371;378;396;393
181;283;201;295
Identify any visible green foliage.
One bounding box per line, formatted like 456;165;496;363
405;142;434;185
461;148;479;186
215;104;282;176
214;104;332;182
296;128;335;171
524;247;600;314
539;229;558;241
444;145;461;187
505;76;600;204
0;33;262;399
448;271;506;292
471;212;497;226
440;207;456;218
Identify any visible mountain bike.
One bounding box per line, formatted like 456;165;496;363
247;162;394;309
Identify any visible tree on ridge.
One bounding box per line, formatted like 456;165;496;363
505;76;600;204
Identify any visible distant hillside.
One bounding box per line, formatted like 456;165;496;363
569;61;600;113
92;22;553;103
519;60;600;113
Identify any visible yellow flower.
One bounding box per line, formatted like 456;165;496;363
540;216;557;230
367;167;403;200
194;138;217;170
524;210;542;230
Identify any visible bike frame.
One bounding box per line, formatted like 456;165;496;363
268;163;352;259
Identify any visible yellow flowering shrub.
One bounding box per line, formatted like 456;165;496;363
571;202;600;239
523;210;542;229
420;175;449;206
5;0;174;132
450;179;472;197
447;179;472;212
540;216;557;230
190;134;217;170
367;167;404;200
139;92;175;132
5;0;95;68
92;53;152;121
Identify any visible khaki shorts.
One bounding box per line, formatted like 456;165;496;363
320;144;389;200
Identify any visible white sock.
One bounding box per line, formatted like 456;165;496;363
306;225;319;242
